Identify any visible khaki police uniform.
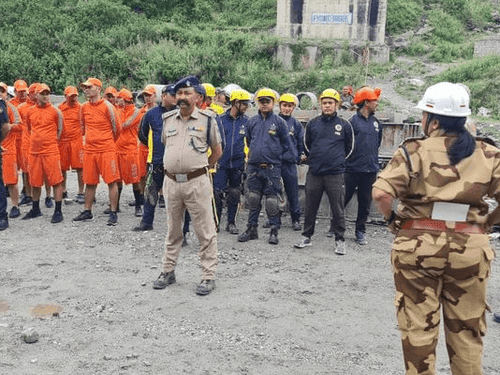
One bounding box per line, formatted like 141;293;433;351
161;107;221;280
374;131;498;375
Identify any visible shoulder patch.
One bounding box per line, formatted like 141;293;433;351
162;109;178;120
199;109;215;118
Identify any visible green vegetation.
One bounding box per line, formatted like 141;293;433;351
0;0;497;120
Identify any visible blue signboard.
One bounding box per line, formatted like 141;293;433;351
311;13;353;25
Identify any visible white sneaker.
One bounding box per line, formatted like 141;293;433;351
294;236;312;249
335;240;346;255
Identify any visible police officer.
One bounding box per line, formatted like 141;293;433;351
237;88;291;245
343;87;383;245
153;76;222;296
294;89;354;255
134;84;177;231
213;88;251;235
372;82;497;375
277;93;305;231
0;96;10;230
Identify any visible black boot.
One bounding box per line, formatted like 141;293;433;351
268;225;279;245
238;224;258;242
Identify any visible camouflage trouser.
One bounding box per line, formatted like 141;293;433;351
392;229;495;375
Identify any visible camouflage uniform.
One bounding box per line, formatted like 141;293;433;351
373;132;499;375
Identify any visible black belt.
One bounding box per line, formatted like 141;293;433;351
165;167;207;183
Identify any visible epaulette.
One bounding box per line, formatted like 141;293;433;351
162;109;178;120
476;136;498;148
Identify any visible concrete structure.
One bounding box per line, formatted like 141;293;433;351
277;0;387;44
474;37;500;58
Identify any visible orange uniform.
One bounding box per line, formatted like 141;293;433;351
9;96;26;171
17;99;36;172
116;103;141;184
80;99;121;185
58;101;83;171
1;103;21;184
25;103;64;187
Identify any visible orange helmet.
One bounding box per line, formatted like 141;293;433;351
353;87;381;104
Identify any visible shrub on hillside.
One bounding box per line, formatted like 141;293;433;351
386;0;423;34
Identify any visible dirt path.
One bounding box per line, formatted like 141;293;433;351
1;177;499;374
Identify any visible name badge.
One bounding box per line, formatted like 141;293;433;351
431;202;469;222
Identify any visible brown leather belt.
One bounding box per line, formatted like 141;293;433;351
165;167;207;183
401;219;484;234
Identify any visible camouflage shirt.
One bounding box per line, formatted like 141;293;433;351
373;131;500;225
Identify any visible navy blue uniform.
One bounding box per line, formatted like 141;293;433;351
245;111;291;227
303;113;354;240
0;99;10;229
213;110;248;227
344;111;383;236
278;113;304;224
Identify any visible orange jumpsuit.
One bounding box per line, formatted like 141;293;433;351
116;104;141;184
25;103;64;187
1;103;21;184
58;101;83;171
80;99;121;185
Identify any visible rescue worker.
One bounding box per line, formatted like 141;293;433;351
0;82;21;218
22;84;65;223
58;86;84;204
372;82;497;375
10;80;28;205
213;88;251;235
134;84;177;231
237;88;291;245
153;75;222;296
277;93;305;231
294;89;354;255
0;94;10;230
201;83;224;115
114;88;142;216
104;86;118;106
73;78;121;226
340;85;354;110
342;87;383;245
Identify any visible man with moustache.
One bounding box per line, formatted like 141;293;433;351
153;76;222;296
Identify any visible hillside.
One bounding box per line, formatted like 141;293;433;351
1;0;500;117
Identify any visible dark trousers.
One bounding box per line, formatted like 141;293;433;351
213;167;243;225
247;164;282;227
281;162;301;223
302;172;345;240
343;172;377;234
142;164;165;226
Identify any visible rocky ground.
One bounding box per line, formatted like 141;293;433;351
0;179;499;375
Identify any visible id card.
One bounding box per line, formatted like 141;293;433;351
431;202;469;222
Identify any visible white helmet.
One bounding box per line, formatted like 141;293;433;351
415;82;471;117
222;84;242;98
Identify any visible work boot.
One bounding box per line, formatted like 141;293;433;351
45;196;54;208
0;217;8;231
135;205;143;217
356;231;367;245
107;211;118;226
226;223;239;235
133;221;153;231
335;239;346;255
9;206;20;219
51;210;64;224
73;210;94;222
268;226;279;245
22;209;42;220
238;224;258;242
195;280;215;296
292;221;302;231
153;271;176;289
